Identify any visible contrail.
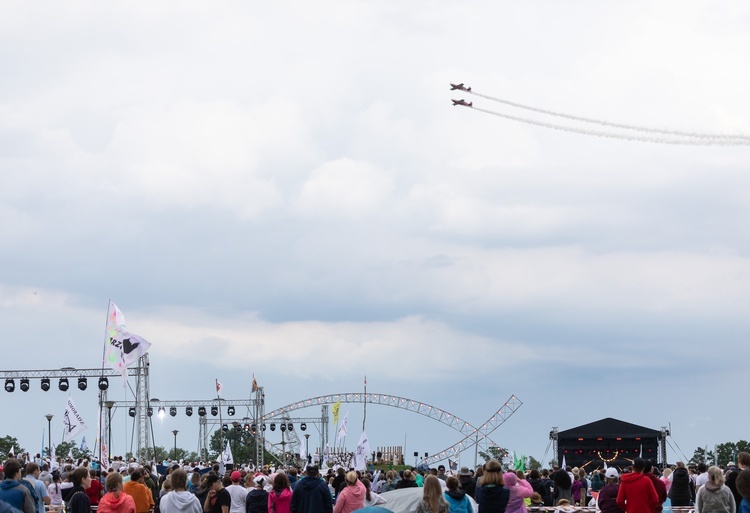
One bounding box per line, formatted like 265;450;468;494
469;90;750;142
469;105;750;146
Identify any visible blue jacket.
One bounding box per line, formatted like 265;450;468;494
445;490;474;513
0;480;35;513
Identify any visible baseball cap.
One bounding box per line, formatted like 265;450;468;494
231;471;242;482
605;468;619;479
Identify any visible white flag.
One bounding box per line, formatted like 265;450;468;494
222;440;233;465
67;448;73;459
100;440;110;471
561;455;567;469
336;412;348;441
63;397;88;442
355;431;370;471
9;445;14;456
79;437;87;452
104;303;152;376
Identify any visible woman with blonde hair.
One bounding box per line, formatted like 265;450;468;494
476;460;509;513
98;472;137;513
416;476;449;513
695;466;736;513
333;472;365;513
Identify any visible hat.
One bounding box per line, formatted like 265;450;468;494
605;468;619;479
458;466;472;476
306;465;319;477
530;493;543;504
205;474;221;486
253;475;266;485
231;471;242;482
728;462;736;467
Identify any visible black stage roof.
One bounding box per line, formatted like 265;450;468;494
558;417;660;438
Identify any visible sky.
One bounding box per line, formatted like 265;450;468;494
1;1;750;469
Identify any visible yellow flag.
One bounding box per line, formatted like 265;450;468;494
332;400;341;425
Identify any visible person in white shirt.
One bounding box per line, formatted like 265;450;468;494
226;471;249;513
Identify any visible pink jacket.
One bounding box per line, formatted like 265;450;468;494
503;473;534;513
333;480;366;513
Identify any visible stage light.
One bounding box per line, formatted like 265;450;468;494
20;378;30;392
170;407;177;417
210;406;218;416
158;407;165;419
198;407;206;417
4;379;15;393
77;377;88;391
280;423;286;432
262;424;266;431
98;377;109;391
270;423;276;431
287;423;293;431
41;378;51;392
227;406;235;416
244;423;251;431
59;378;69;391
234;423;241;431
186;407;193;417
222;424;229;432
129;407;136;417
300;423;307;431
251;424;257;433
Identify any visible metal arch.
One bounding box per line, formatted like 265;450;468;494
419;395;522;466
265;392;504;449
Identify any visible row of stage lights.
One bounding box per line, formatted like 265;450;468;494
4;377;109;393
124;405;308;432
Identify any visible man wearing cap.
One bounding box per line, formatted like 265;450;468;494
203;474;230;513
291;466;333;513
226;471;248;513
598;468;624;513
617;459;658;513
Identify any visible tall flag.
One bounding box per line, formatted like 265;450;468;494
332;401;341;426
515;453;525;471
79;437;88;452
561;455;567;469
9;445;14;457
448;458;458;473
222;440;233;465
323;446;330;468
216;379;223;397
336;412;348;441
355;431;370;471
252;375;259;392
67;448;73;460
510;450;516;470
104;303;152;379
62;397;88;442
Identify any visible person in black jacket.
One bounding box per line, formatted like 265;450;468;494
290;467;332;513
246;476;268;513
475;460;509;513
668;462;695;507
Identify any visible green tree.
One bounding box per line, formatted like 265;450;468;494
527;455;542;470
208;426;277;465
478;446;509;464
0;436;23;458
690;447;715;465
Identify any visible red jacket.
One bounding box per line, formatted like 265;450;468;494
616;472;658;513
645;474;667;513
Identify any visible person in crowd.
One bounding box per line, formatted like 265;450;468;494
290;466;331;513
332;472;364;513
124;470;155;513
267;473;291;513
331;470;346;502
99;472;137;513
246;475;269;513
527;470;546;503
378;471;398;493
86;469;104;510
23;463;49;513
552;469;572;505
360;478;385;507
668;462;695;507
696;464;710;491
194;475;210;507
643;461;667;513
727;452;750;512
617;458;658;513
437;467;448;483
660;469;672;496
416;476;449;513
503;471;533;513
226;472;248;513
67;467;93;513
395;470;417;489
0;460;35;513
48;472;63;508
734;470;750;513
444;476;473;513
457;468;476;500
159;470;201;513
475;460;509;513
597;468;624;513
591;470;605;493
695;466;735;513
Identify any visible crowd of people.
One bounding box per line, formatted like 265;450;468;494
0;452;748;513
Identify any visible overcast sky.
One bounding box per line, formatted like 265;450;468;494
1;1;749;468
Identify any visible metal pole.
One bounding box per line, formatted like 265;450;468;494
45;414;53;461
172;430;179;460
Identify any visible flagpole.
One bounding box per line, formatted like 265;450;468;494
362;375;367;432
217;379;223;464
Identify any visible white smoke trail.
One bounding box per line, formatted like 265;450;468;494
470;91;750;142
469;105;750;146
